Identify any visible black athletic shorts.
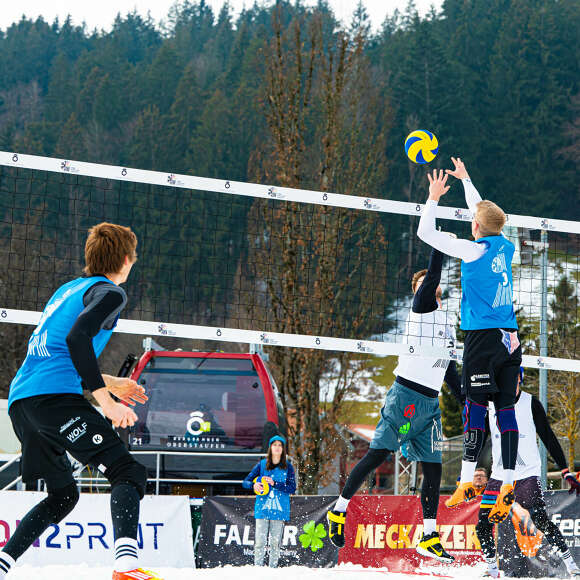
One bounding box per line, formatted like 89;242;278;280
462;328;522;397
9;394;132;489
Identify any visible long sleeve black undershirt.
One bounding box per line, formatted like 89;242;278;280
531;395;568;471
444;361;463;403
411;248;460;398
66;281;126;392
412;248;444;314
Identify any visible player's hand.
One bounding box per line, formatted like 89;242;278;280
445;156;470;180
511;502;527;519
263;476;274;485
104;376;148;406
427;169;450;201
562;469;580;495
253;482;264;494
103;401;139;429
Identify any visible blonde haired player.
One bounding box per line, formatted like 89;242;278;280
417;158;521;523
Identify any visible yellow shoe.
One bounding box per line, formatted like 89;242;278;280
327;509;346;548
416;532;455;563
112;569;163;580
488;484;515;524
445;481;478;507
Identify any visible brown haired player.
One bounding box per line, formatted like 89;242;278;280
417;158;522;524
0;223;161;580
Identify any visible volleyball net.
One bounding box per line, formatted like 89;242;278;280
0;151;579;373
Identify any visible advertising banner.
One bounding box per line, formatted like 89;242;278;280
0;491;194;568
338;495;482;571
197;496;338;567
498;490;580;577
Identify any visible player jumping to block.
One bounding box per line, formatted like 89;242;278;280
417;158;521;524
0;223;161;580
477;368;580;578
327;247;461;563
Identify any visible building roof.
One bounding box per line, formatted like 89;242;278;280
346;424;376;443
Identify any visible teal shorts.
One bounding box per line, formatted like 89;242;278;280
370;381;443;463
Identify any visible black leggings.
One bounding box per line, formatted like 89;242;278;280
467;391;518;471
341;448;442;519
2;482;79;560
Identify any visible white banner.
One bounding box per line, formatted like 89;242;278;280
0;491;193;568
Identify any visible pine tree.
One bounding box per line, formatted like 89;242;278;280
548;275;579;471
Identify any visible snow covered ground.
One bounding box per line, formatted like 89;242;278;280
5;562;491;580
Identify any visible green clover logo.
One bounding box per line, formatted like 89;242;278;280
299;519;326;552
398;421;410;435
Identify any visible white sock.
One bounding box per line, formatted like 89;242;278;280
486;557;499;578
423;519;436;535
114;537;139;573
0;552;15;578
334;495;350;512
560;549;578;572
460;461;476;483
502;470;515;486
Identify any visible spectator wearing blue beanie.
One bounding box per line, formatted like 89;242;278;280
242;435;296;567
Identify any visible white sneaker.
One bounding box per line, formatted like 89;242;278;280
484;558;500;578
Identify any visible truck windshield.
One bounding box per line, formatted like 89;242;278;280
130;356;267;452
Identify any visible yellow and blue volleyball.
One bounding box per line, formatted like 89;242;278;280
404;130;439;164
253;476;270;496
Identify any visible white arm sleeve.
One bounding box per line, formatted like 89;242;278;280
417;200;485;262
462;178;483;214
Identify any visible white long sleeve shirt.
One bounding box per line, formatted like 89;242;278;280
417;178;486;263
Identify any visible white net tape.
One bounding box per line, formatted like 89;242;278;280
1;151;578;373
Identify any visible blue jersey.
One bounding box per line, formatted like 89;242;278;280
8;276;117;408
461;235;518;330
242;459;296;521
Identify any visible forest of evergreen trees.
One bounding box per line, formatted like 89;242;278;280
1;0;579;488
0;0;578;219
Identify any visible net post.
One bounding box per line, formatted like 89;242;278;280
539;230;549;489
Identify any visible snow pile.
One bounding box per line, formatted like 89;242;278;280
6;561;491;580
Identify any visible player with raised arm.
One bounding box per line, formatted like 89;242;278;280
0;223;161;580
327;247;461;563
417;159;522;523
477;369;580;578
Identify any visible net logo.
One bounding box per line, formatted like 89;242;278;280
536;357;552;369
186;411;211;436
454;208;472;221
167;174;184;186
448;349;462;361
363;198;380;210
157;324;176;336
267;187;286;200
60;160;79;173
356;341;374;353
540;219;555;230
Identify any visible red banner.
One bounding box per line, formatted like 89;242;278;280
338;495;483;571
